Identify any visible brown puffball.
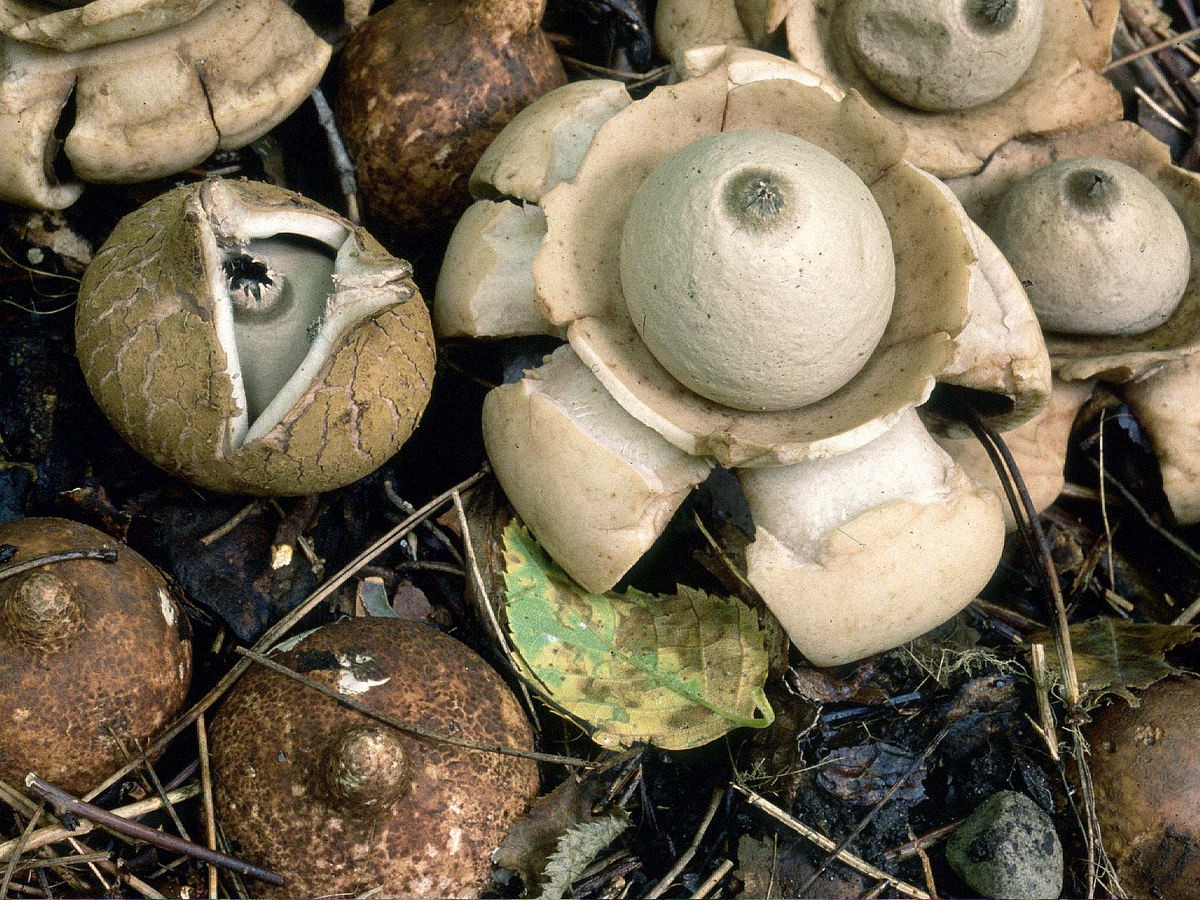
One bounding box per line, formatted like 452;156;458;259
336;0;566;238
209;617;539;898
1085;677;1200;898
0;518;192;795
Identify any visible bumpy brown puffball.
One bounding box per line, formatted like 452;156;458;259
0;517;191;795
1085;678;1200;899
336;0;566;238
209;617;539;898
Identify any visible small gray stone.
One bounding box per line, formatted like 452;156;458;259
946;790;1063;899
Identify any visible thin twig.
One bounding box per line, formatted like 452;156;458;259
1105;23;1200;69
1098;409;1117;596
0;548;117;583
196;715;219;900
451;490;540;729
645;787;724;899
1171;593;1200;625
796;722;954;896
690;858;734;899
1029;643;1062;762
311;86;360;224
234;647;593;768
82;468;490;802
731;783;929;899
0;800;44;900
1089;457;1200;571
882;820;963;862
199;501;262;546
23;776;282;886
7;853;109;872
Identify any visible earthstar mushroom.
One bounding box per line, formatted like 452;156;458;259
74;178;436;496
209;617;539;898
0;0;331;208
439;65;1051;664
0;517;192;795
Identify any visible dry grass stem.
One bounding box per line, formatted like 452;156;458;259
0;800;44;900
196;715;219;900
645;787;724;899
1029;642;1062;762
730;783;930;899
199;501;262;546
235;646;594;767
690;858;733;899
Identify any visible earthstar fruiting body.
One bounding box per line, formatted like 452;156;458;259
75;178;436;496
0;0;330;208
210;617;539;898
335;0;566;237
0;517;191;795
439;66;1052;665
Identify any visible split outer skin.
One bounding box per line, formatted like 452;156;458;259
209;617;539;899
74;179;436;496
779;0;1122;177
335;0;566;238
0;517;192;795
947;120;1200;384
0;0;331;209
1084;678;1200;898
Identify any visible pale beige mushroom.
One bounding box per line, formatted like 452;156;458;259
934;378;1094;530
0;0;330;209
947;120;1200;384
1125;359;1200;524
482;345;713;593
438;65;1050;664
738;410;1005;666
778;0;1122;176
655;0;792;59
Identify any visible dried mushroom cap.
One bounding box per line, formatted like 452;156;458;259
1084;678;1200;898
210;617;539;898
654;0;791;59
0;0;330;209
75;178;436;496
0;517;191;795
738;410;1004;666
933;377;1093;530
841;0;1044;112
781;0;1121;176
534;68;973;466
988;158;1190;336
619;128;895;411
335;0;566;238
483;345;713;592
947;120;1200;382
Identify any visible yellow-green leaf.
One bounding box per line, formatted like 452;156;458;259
1033;618;1199;704
502;522;774;750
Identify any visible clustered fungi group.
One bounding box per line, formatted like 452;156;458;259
2;0;1199;895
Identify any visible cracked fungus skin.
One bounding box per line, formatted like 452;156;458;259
209;618;539;899
0;517;192;796
74;180;437;495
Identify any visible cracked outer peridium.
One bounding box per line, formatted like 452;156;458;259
74;179;436;496
0;517;192;795
0;0;331;209
209;617;539;899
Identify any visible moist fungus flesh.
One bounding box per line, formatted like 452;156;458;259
210;617;539;898
0;517;191;795
75;178;436;496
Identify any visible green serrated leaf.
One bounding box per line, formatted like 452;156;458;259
1033;618;1200;704
536;814;630;900
502;522;774;750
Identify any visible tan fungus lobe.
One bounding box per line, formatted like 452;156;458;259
0;0;330;208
